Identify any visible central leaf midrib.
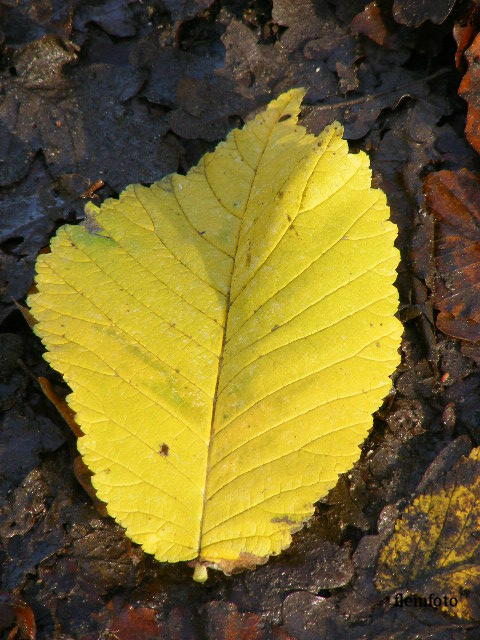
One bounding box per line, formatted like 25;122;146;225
195;99;294;559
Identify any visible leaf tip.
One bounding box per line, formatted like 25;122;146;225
266;86;307;123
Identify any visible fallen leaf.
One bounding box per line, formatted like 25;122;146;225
392;0;457;27
134;47;209;109
230;537;354;620
205;602;265;640
0;157;62;322
0;593;16;637
0;467;68;590
219;0;446;140
100;600;164;640
9;598;36;640
0;0;78;42
73;0;137;38
375;446;480;620
165;606;197;640
169;75;250;142
162;0;215;24
12;35;78;89
350;3;388;46
281;591;339;640
0;38;177;190
424;168;480;342
459;33;480;154
272;629;296;640
0;408;65;497
453;3;480;70
72;455;108;517
221;2;351;104
301;60;441;141
38;376;82;437
0;593;36;640
28;88;402;580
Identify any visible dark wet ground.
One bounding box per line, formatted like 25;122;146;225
2;1;480;638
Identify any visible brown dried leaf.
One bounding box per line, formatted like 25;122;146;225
0;594;36;640
72;456;108;518
453;4;480;70
350;2;388;46
424;168;480;342
205;602;266;640
10;598;36;640
38;376;82;437
98;600;164;640
459;33;480;154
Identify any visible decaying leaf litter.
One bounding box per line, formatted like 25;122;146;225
2;0;480;638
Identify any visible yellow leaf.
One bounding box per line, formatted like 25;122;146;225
28;88;402;580
375;446;480;620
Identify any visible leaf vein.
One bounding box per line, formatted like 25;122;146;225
47;254;212;397
208;421;368;499
133;185;226;297
223;262;394;379
171;181;235;258
217;332;396;433
47;321;206;443
226;196;383;343
88;207;223;324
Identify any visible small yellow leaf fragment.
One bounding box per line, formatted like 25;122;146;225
29;88;402;579
375;447;480;620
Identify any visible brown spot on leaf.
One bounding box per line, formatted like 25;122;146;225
159;443;169;456
271;515;296;525
82;210;105;235
278;114;291;122
245;240;252;267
